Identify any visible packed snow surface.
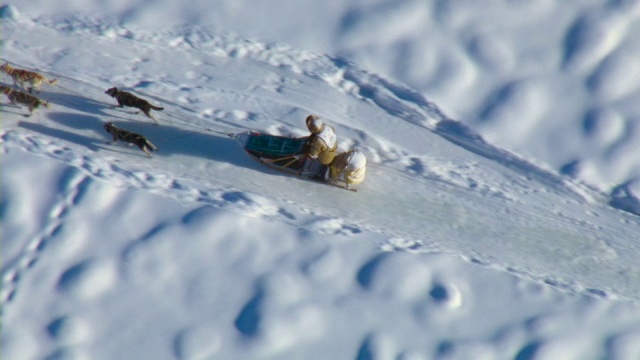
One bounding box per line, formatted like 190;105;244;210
2;2;640;360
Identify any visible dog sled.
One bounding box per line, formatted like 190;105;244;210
238;131;365;192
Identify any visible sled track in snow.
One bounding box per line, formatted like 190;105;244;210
2;22;640;302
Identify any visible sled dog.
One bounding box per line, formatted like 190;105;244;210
103;122;158;157
105;87;163;123
0;62;58;93
0;85;50;115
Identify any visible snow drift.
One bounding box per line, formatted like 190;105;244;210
3;9;640;360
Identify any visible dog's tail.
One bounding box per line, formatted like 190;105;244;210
150;105;164;111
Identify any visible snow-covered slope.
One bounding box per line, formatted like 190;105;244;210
4;13;639;298
13;0;640;197
3;10;640;360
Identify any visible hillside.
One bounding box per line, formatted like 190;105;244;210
3;11;640;360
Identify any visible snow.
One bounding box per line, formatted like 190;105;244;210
2;1;640;359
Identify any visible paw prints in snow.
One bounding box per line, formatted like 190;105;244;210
221;191;281;218
305;217;363;236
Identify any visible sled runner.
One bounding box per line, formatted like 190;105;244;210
238;131;359;191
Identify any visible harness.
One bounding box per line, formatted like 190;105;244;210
316;125;337;149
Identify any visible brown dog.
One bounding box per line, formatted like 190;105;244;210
104;122;158;157
0;85;50;115
105;87;163;123
0;62;58;93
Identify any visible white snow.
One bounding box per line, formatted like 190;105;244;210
2;1;640;359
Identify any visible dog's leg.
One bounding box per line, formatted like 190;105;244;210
141;146;153;157
145;140;158;151
32;79;42;93
143;110;160;124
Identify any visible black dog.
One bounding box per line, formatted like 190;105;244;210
104;122;158;157
105;87;164;123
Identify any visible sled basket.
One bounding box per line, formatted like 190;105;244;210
242;132;311;172
244;132;307;159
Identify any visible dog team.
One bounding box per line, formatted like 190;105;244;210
1;62;161;158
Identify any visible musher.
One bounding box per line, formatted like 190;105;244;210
302;114;338;179
329;149;367;189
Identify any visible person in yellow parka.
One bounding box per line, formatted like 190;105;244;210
303;114;338;166
329;149;367;189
